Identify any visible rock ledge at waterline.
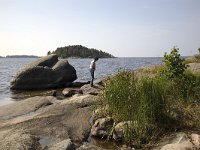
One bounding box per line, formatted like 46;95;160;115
0;94;99;150
10;54;77;90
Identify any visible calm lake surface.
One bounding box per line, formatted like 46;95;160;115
0;57;163;106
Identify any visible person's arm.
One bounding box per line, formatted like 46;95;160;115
92;62;96;70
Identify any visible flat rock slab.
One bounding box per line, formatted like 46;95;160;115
0;129;41;150
62;88;83;97
48;139;74;150
77;142;106;150
0;96;57;121
0;94;98;149
80;84;104;95
152;132;196;150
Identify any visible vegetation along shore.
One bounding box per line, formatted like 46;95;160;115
0;47;199;149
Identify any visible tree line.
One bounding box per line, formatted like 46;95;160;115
47;45;114;58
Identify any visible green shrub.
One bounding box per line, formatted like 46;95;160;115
160;47;188;78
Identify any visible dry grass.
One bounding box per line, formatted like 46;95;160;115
185;56;200;64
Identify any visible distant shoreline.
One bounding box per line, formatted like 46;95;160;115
3;55;39;58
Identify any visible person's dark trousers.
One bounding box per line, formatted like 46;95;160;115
90;69;94;86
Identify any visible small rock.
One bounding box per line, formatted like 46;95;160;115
91;117;114;138
113;121;133;141
80;84;102;95
62;88;83;97
191;133;200;149
121;144;133;150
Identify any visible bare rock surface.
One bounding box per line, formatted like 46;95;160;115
77;142;106;150
0;96;56;121
188;63;200;73
80;84;103;95
62;88;83;97
0;94;98;149
48;139;74;150
0;129;41;150
152;132;196;150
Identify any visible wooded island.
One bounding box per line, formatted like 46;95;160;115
48;45;114;58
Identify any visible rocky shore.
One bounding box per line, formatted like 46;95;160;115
1;77;200;150
0;81;106;150
0;55;200;150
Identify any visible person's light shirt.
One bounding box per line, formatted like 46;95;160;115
90;60;96;70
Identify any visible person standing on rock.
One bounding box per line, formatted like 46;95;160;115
90;57;99;87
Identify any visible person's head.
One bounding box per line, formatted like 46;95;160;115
94;57;99;61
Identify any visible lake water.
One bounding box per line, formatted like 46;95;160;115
0;57;163;106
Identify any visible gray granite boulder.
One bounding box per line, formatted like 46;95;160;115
91;117;114;138
10;54;77;90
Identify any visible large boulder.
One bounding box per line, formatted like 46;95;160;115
10;54;77;90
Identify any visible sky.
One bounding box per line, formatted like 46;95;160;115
0;0;200;57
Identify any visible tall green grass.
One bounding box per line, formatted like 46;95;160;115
102;70;200;144
104;72;173;142
175;71;200;102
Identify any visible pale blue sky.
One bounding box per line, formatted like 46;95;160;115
0;0;200;57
